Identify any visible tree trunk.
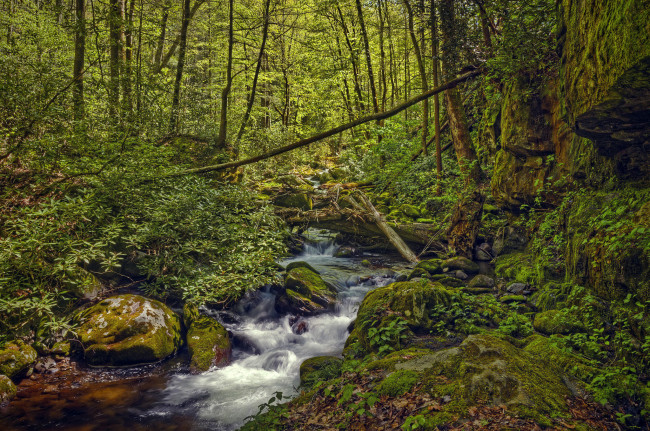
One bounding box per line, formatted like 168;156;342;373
153;0;170;69
122;0;135;117
73;0;85;122
215;0;234;148
431;0;442;194
235;0;270;145
337;6;365;114
169;0;191;134
377;0;387;112
155;0;207;74
404;0;429;156
447;191;484;258
355;0;379;114
108;0;123;120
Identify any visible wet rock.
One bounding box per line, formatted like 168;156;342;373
407;267;432;281
453;270;468;280
0;340;37;380
291;319;309;335
414;258;443;275
187;315;232;373
534;310;587;335
475;243;493;261
0;374;17;402
77;294;183;366
34;357;58;374
441;256;479;274
468;274;495;289
333;246;361;258
276;267;337;315
285;261;320;274
51;341;71;357
507;282;530;295
300;356;342;388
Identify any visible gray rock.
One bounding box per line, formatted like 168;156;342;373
454;270;469;280
468;274;495;288
507;282;529;295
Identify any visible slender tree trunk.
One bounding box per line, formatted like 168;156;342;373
235;0;271;145
355;0;379;114
155;0;207;73
377;0;387;112
440;0;483;185
385;0;397;106
473;0;493;53
337;6;365;114
431;0;442;194
136;0;143;114
73;0;85;122
122;0;135;116
108;0;123;120
153;0;170;70
215;0;234;148
169;0;191;134
404;0;428;156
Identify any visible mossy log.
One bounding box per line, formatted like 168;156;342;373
276;207;443;248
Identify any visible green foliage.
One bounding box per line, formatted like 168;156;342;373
241;391;288;431
368;317;410;357
429;292;504;336
496;313;534;338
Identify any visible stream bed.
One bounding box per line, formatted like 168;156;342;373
1;230;404;430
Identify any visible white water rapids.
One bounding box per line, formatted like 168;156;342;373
153;230;397;430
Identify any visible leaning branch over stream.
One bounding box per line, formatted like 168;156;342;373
163;68;481;178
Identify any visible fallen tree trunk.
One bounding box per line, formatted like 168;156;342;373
162;68;481;179
276;207;444;249
352;192;419;263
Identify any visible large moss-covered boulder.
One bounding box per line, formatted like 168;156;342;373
0;374;17;403
187;315;232;373
533;309;586;335
285;261;319;274
299;356;342;388
414;259;443;275
77;294;183;366
353;280;453;353
441;256;479;274
0;340;37;380
396;334;571;423
276;267;337;315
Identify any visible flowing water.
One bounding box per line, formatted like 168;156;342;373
1;230;402;430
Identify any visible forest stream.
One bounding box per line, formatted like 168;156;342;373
0;230;403;431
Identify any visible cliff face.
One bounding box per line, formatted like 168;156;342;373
489;0;650;300
491;0;650;209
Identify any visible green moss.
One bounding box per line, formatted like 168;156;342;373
0;340;37;379
273;192;313;210
183;302;200;328
494;252;538;284
0;375;17;402
285;261;320;274
533;309;586;335
441;257;479;274
187;315;231;373
500;295;527;304
414;259;443;275
376;369;419;397
523;335;596;382
77;294;183;366
299;356;342;388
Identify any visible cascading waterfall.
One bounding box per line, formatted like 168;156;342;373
154;229;395;430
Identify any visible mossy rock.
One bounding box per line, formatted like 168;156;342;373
376;369;419;397
277;267;337;315
396;334;572;423
468;274;495;288
0;374;17;402
523;335;596;382
285;261;320;274
500;295;527;304
51;341;71;356
63;266;105;299
436;276;466;288
494;252;538;284
299;356;342;388
399;204;421;219
329;167;349;180
273;192;313;210
407;267;432;281
354;280;453;353
183;302;200;328
187;315;232;373
0;340;37;380
414;259;443;275
533;310;586;335
77;294;183;366
441;256;479;274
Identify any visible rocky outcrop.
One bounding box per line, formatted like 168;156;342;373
0;375;17;403
187;316;232;373
77;294;183;366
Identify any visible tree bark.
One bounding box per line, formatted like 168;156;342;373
234;0;271;145
163;69;480;178
431;0;442;194
169;0;191;134
355;0;379;114
337;6;365;114
108;0;123;120
122;0;135;116
352;192;419;263
215;0;234;148
155;0;207;74
153;0;170;69
403;0;429;156
73;0;85;122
